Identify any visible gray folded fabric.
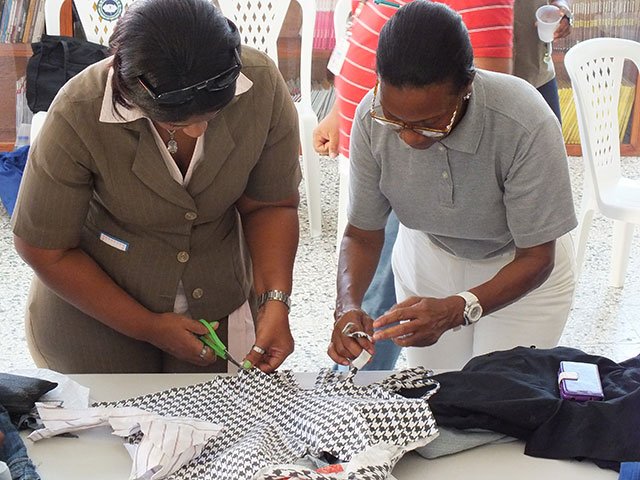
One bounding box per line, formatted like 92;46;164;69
415;426;516;459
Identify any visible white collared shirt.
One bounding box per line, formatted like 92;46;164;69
98;69;253;186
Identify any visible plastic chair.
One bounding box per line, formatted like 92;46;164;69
333;0;351;252
218;0;322;238
564;37;640;288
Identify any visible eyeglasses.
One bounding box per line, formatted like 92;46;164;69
138;49;242;106
370;80;459;139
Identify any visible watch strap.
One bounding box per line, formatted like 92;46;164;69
257;290;291;312
455;291;481;326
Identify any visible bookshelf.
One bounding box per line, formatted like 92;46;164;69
0;42;31;151
0;0;330;152
0;0;72;151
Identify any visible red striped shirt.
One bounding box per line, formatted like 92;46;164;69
336;0;514;157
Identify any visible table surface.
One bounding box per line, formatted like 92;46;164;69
24;373;617;480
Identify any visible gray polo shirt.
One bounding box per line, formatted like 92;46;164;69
348;69;577;260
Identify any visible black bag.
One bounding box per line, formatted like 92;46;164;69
26;34;109;113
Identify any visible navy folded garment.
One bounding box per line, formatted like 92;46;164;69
399;346;640;471
0;145;29;216
0;405;40;480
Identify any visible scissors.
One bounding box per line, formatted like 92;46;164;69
198;319;246;369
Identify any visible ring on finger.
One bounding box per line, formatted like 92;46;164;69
199;344;208;359
251;344;266;355
341;322;356;336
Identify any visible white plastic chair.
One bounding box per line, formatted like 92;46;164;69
333;0;351;252
564;37;640;288
42;0;66;35
218;0;322;238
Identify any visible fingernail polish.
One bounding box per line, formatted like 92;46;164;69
242;359;253;369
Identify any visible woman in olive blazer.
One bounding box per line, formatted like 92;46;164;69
12;0;301;374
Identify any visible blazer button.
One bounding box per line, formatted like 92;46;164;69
185;211;197;221
177;251;190;263
192;288;204;299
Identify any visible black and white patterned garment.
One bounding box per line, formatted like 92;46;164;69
97;368;439;480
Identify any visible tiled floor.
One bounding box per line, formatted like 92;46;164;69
1;155;639;372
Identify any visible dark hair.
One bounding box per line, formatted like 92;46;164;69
377;0;475;93
109;0;241;122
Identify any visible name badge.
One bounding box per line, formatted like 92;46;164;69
99;232;129;252
327;36;350;76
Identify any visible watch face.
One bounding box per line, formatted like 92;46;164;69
468;304;482;322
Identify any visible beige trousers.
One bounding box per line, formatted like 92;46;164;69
392;228;577;371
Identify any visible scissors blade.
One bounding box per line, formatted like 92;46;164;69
225;351;245;370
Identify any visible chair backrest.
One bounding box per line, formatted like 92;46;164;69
334;0;350;44
74;0;137;45
564;38;640;196
217;0;290;63
217;0;316;106
43;0;67;35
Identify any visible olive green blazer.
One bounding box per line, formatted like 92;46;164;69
13;47;300;330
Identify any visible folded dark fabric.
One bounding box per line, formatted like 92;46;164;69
0;405;40;480
399;346;640;471
0;373;58;417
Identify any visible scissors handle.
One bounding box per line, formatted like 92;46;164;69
198;319;246;369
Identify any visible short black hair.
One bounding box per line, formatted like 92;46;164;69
377;0;475;93
110;0;241;122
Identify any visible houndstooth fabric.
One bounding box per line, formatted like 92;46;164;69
97;368;439;480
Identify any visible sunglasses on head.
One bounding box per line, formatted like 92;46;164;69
138;48;242;106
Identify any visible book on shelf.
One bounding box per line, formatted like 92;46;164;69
0;0;45;43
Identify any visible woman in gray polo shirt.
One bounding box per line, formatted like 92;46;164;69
328;1;577;370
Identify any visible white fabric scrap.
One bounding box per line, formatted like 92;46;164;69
29;403;223;480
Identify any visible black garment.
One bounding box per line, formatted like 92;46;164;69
400;346;640;471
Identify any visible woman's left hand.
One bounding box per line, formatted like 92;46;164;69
372;296;464;347
244;301;294;372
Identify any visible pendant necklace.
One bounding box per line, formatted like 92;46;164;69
166;129;178;155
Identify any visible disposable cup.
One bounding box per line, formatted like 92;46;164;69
535;5;562;42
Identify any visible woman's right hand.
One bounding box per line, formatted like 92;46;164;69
144;313;217;366
313;104;340;158
328;308;376;366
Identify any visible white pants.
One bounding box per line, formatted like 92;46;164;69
392;227;576;370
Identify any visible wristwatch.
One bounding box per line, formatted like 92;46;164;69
257;289;291;312
553;2;574;27
455;291;483;326
561;10;574;27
